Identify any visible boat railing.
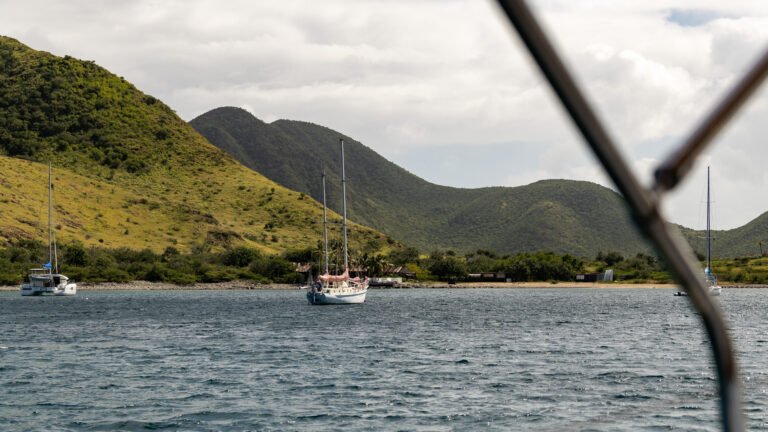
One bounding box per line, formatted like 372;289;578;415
494;1;768;430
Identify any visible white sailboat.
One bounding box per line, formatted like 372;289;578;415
307;139;368;305
20;163;77;297
704;166;722;296
675;166;721;297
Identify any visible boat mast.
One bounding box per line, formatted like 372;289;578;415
322;170;329;275
340;139;349;271
706;166;711;272
48;162;53;276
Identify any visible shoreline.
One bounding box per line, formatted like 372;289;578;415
2;280;767;292
396;282;767;289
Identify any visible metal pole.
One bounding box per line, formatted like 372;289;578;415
495;1;744;430
48;162;53;276
322;171;329;275
655;50;768;192
340;139;349;271
707;166;711;272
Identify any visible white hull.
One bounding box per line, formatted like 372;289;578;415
307;276;369;305
20;285;49;296
20;272;77;297
54;283;77;296
20;282;77;296
674;283;722;297
307;289;367;305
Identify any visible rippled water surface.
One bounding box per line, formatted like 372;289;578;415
2;288;768;431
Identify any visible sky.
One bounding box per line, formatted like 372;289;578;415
2;0;768;233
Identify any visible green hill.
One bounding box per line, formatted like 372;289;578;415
0;36;389;255
191;107;659;257
679;211;768;259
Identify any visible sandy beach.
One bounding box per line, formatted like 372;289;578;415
406;281;679;289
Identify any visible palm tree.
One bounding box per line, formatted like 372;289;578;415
357;252;387;277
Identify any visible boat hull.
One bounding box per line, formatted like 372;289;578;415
306;290;367;305
674;285;721;296
20;277;77;297
20;285;47;296
54;283;77;296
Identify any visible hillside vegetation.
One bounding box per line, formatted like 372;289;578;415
192;107;768;259
0;36;390;255
678;212;768;260
191;107;655;257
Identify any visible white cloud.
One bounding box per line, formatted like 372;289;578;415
1;0;767;230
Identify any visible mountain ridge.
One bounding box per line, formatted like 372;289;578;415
191;107;664;257
192;106;768;259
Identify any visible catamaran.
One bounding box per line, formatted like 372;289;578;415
20;163;77;296
675;166;721;297
307;139;368;305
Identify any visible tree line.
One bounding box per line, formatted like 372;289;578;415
4;238;767;286
0;240;299;285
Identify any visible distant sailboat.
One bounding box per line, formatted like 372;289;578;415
675;166;721;297
307;139;368;305
704;167;722;296
20;163;77;296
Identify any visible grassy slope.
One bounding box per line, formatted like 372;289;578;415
191;107;651;257
0;36;387;254
678;211;768;259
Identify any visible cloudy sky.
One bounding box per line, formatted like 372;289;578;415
2;0;768;233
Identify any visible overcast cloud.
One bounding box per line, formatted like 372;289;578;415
2;0;767;233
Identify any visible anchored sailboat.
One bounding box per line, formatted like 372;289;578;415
307;139;368;305
675;166;721;297
20;163;77;296
704;167;722;296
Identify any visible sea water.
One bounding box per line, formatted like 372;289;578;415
1;288;767;431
